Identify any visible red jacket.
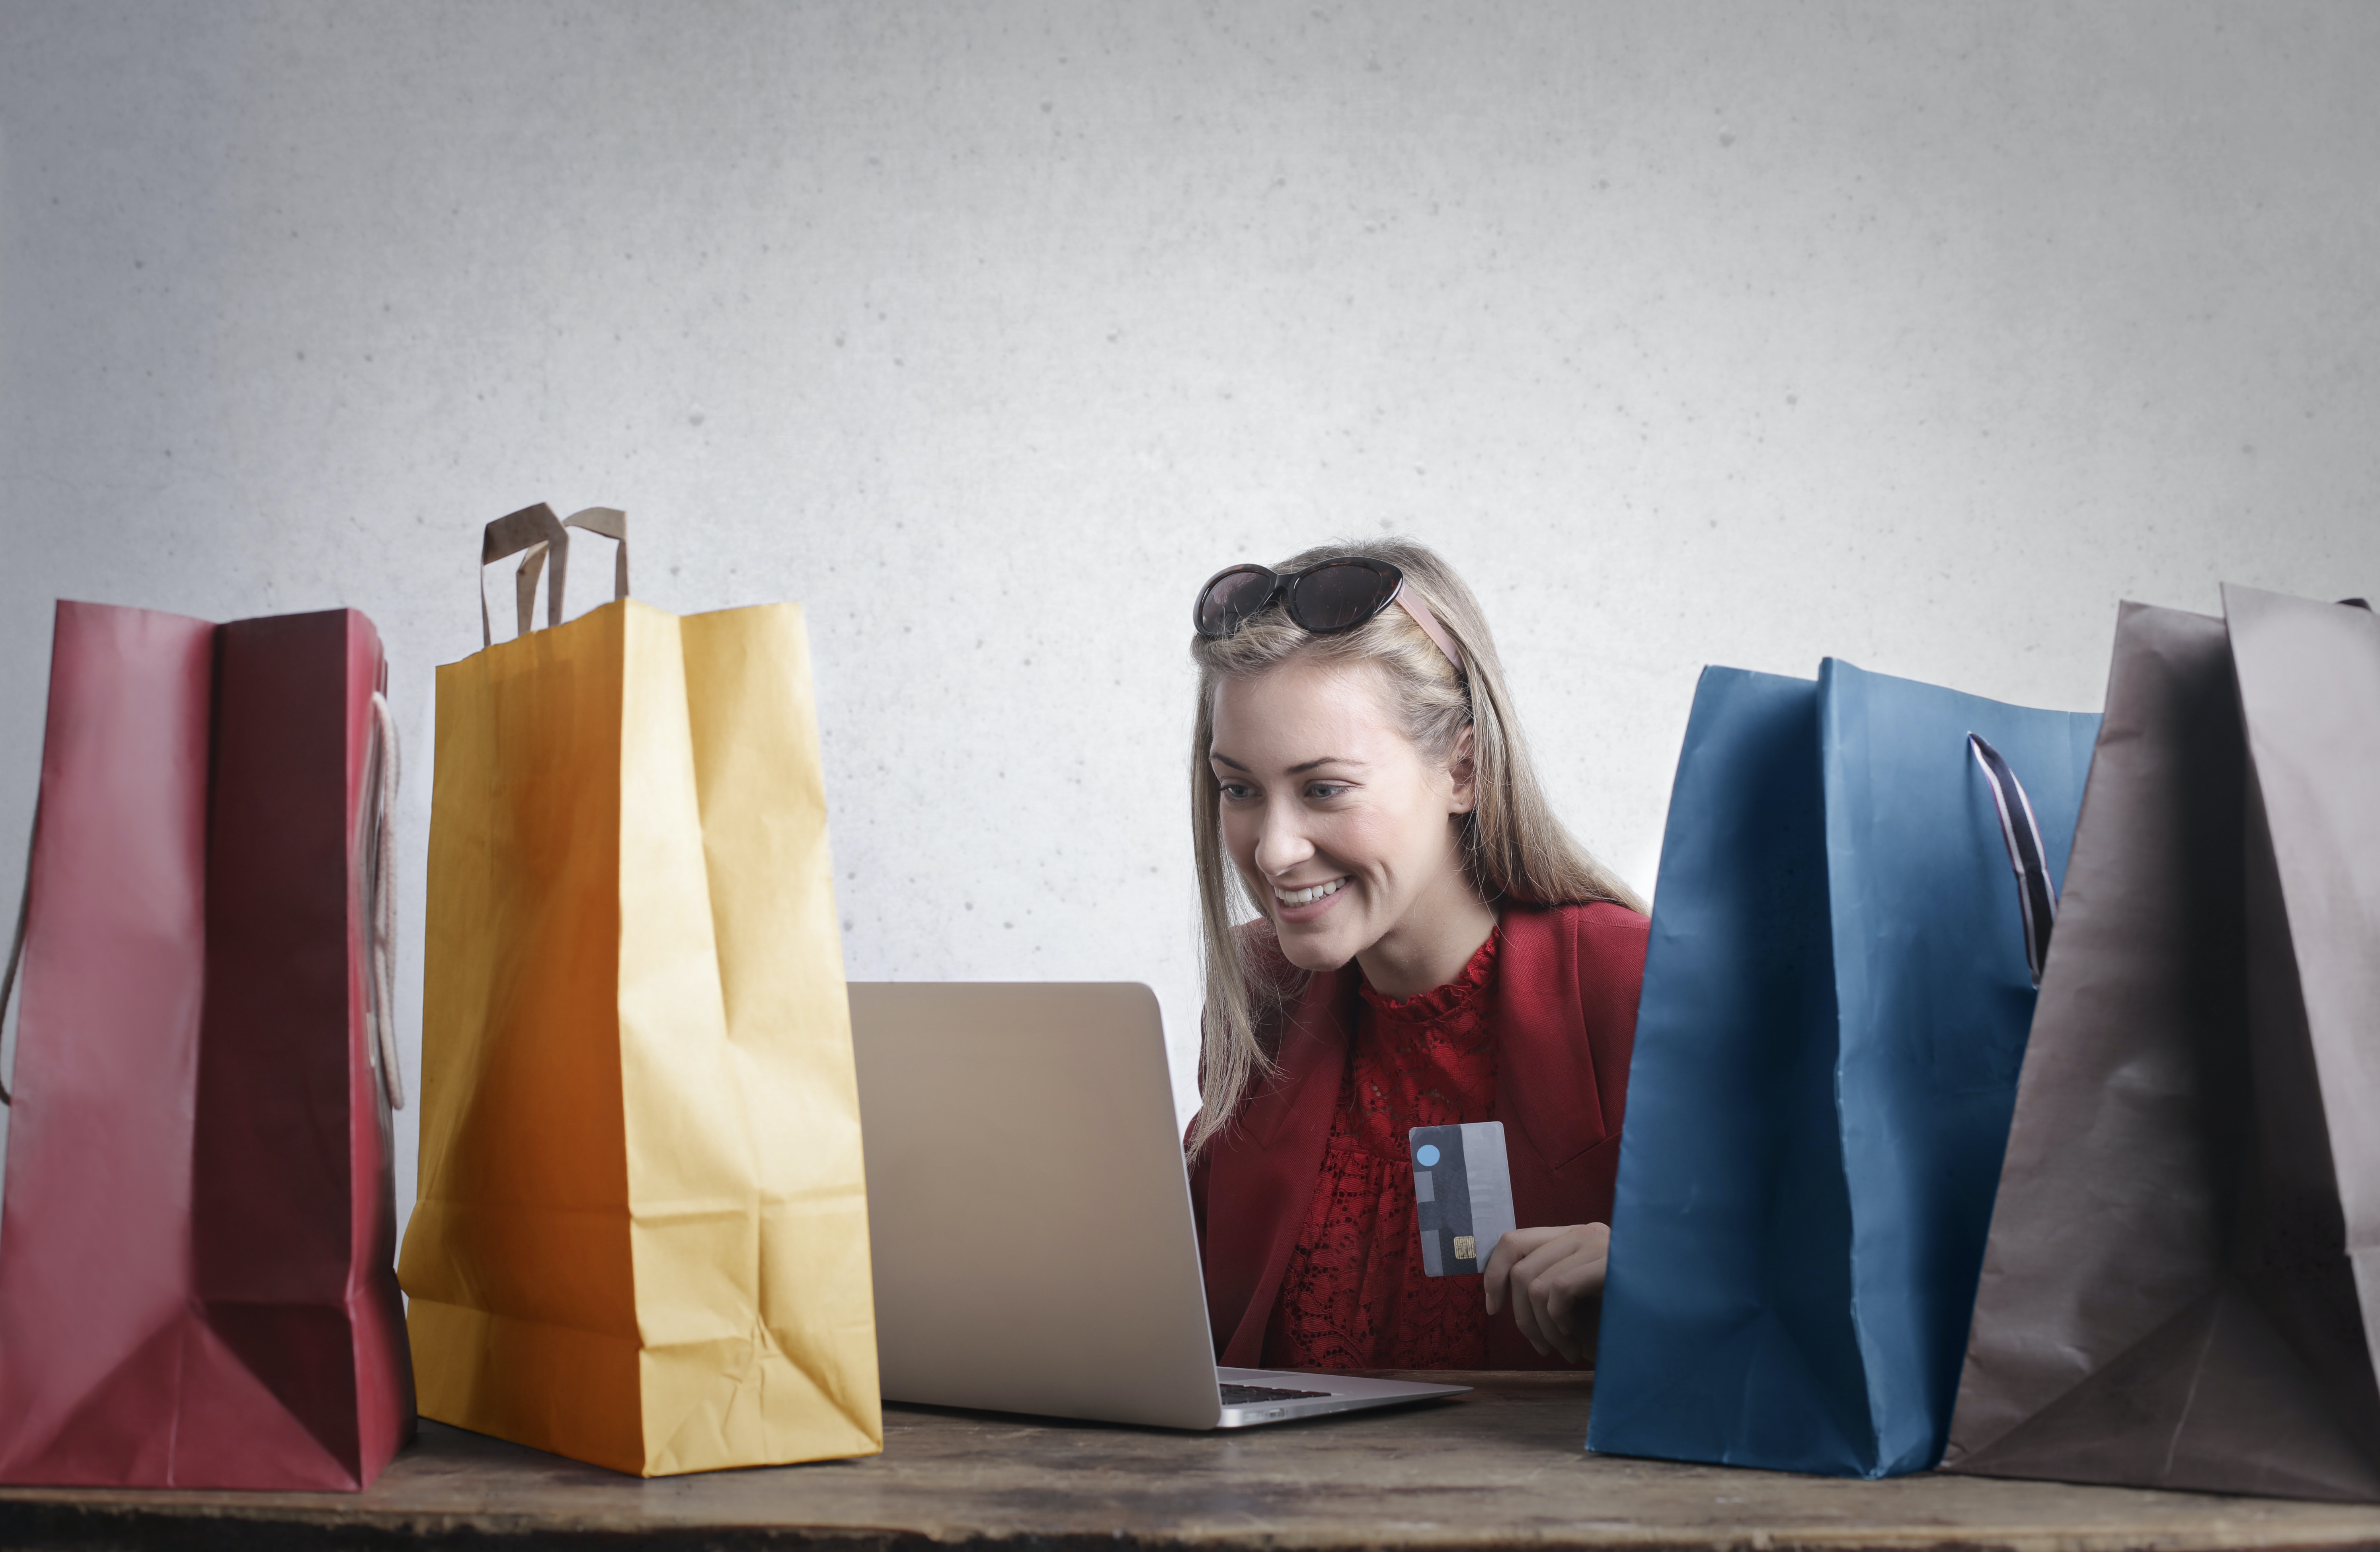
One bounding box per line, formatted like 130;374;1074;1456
1188;900;1650;1370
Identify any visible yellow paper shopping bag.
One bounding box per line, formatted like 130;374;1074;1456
399;505;880;1475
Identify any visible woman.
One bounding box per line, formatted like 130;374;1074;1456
1184;539;1648;1371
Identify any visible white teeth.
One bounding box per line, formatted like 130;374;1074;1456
1274;877;1346;907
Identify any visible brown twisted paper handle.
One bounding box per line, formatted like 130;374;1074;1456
480;503;629;644
480;503;570;646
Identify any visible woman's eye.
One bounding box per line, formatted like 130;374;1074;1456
1218;784;1257;802
1305;784;1348;801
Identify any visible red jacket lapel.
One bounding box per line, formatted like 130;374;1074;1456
1191;963;1353;1366
1482;903;1645;1367
1493;903;1637;1179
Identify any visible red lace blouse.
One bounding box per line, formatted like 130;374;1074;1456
1269;930;1501;1371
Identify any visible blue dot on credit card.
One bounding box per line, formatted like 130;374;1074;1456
1416;1144;1440;1167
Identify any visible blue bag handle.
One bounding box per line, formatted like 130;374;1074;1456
1967;733;2059;989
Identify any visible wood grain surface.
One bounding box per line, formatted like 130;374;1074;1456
0;1373;2374;1550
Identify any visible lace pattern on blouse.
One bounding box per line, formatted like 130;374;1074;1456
1270;929;1501;1371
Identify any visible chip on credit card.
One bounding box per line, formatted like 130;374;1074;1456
1408;1121;1516;1277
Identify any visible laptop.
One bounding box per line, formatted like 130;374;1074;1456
848;981;1469;1429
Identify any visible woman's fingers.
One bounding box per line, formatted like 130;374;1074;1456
1479;1225;1614;1361
1482;1237;1512;1318
1522;1258;1579;1361
1539;1228;1611;1336
1507;1269;1555;1356
1499;1228;1586;1356
1534;1248;1604;1351
1481;1226;1565;1318
1506;1225;1610;1365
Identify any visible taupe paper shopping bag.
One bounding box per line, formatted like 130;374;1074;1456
1941;586;2380;1499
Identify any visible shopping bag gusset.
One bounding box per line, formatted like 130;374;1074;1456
1588;658;2097;1477
1943;589;2380;1499
398;505;881;1477
0;601;413;1489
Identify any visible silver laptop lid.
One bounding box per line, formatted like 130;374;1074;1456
849;982;1224;1429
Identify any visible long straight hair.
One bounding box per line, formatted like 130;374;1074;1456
1186;538;1643;1158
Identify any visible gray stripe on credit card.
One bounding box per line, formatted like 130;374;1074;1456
1459;1121;1515;1267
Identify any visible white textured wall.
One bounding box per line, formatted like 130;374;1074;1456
2;3;2377;1237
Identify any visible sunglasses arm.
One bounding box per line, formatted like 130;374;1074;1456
1393;587;1466;675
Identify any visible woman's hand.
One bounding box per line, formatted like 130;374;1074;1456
1482;1223;1610;1365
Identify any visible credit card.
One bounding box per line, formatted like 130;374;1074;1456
1409;1121;1515;1277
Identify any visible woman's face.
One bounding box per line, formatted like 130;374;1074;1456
1208;657;1476;973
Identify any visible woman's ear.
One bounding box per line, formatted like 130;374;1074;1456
1449;723;1479;814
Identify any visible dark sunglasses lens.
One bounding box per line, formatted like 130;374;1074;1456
1290;562;1397;632
1197;569;1278;636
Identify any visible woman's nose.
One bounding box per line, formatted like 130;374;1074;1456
1253;803;1315;878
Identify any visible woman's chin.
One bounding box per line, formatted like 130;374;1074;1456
1272;913;1361;972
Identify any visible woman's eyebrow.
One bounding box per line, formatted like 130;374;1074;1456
1209;753;1363;775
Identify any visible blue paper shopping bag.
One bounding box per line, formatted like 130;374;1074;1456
1586;659;2098;1478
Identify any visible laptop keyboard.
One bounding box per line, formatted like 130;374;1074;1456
1219;1382;1331;1404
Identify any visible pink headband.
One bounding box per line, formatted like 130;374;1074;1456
1395;589;1466;676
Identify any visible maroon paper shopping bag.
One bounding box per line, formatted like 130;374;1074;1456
0;601;414;1490
1942;588;2380;1499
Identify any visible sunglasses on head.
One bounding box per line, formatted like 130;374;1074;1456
1192;557;1465;672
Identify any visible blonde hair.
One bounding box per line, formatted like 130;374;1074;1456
1186;538;1643;1158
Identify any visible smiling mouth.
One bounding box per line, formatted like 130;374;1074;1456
1274;877;1348;908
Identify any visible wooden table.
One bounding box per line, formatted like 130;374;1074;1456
2;1373;2376;1550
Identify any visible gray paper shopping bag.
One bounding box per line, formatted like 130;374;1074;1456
1943;587;2380;1500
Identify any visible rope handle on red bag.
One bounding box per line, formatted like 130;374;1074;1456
0;805;29;1107
365;691;404;1111
479;503;630;646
